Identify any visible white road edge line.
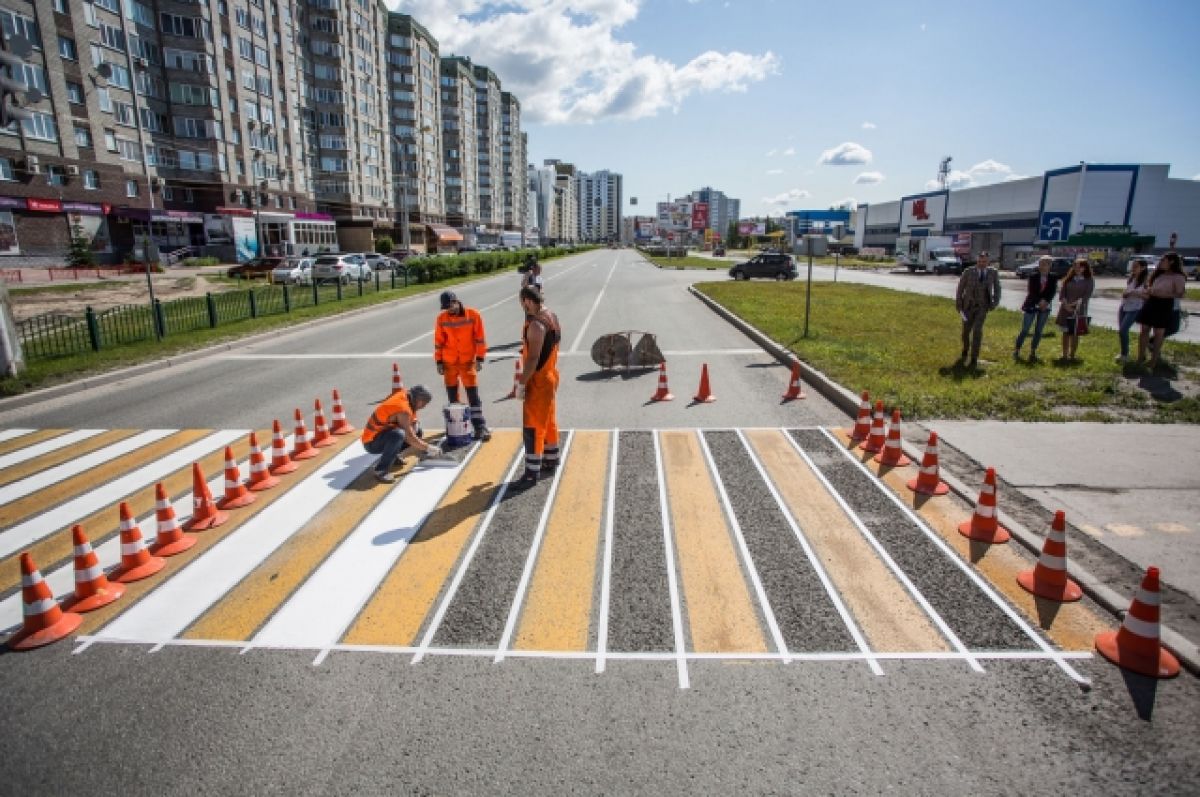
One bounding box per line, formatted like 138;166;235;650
653;431;690;690
595;429;618;674
737;430;883;676
782;429;984;673
568;259;619;353
818;427;1092;686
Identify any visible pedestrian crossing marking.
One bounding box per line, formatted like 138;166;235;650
0;429;110;484
0;429;61;456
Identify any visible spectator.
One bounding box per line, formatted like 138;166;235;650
1116;258;1150;363
1054;258;1095;362
1014;255;1058;362
1136;252;1187;369
954;251;1002;368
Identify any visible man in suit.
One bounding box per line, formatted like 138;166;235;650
955;251;1002;367
1013;255;1058;362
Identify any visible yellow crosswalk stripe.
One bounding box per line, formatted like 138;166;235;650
341;432;521;647
0;430;139;488
0;429;69;457
513;430;608;652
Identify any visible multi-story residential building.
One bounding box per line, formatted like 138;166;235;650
472;63;501;233
550;159;578;244
438;55;476;235
577;169;622;242
689;186;740;240
499;91;525;240
526;161;553;243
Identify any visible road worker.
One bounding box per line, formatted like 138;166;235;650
361;384;440;483
521;255;544;293
511;285;560;489
433;291;492;442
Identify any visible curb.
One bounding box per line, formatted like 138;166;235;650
688;284;1200;677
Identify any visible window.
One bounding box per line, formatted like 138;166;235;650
127;1;155;28
169;83;217;107
66;81;84;104
21;113;58;142
74;125;93;147
99;23;126;51
126;179;139;197
160;13;209;39
96;87;113;112
83;170;99;189
238;37;252;59
0;11;40;46
164;48;214;73
95;0;120;13
58;36;77;60
53;0;67;13
114;102;136;127
253;45;269;67
0;157;13;180
182;188;194;203
104;129;117;151
117;138;142;162
161;185;173;200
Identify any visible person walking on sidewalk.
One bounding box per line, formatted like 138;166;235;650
434;291;492;441
521;259;544;294
1014;255;1058;362
1117;258;1150;363
511;285;561;490
955;251;1002;368
1054;258;1095;362
361;385;440;483
1136;251;1187;370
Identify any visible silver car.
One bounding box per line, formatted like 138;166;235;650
312;253;371;285
271;257;313;285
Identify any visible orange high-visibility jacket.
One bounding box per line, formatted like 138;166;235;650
361;389;413;445
434;307;487;364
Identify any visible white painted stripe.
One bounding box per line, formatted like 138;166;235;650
595;430;618;675
818;428;1090;686
252;447;477;649
91;442;372;643
410;449;525;665
737;430;882;676
786;430;984;674
695;431;789;662
0;429;245;564
495;432;575;662
1121;614;1160;639
0;429;176;508
653;432;690;690
0;429;36;443
0;429;107;471
568;260;618;353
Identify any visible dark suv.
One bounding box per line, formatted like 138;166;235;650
729;252;797;280
1014;257;1073;279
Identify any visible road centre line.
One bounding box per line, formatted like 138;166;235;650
0;429;106;471
782;430;984;673
595;430;618;674
653;432;690;690
818;428;1091;686
736;430;883;675
567;259;619;354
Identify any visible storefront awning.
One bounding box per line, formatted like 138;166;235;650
427;223;463;242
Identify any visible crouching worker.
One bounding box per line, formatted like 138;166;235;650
434;291;492;441
361;384;441;483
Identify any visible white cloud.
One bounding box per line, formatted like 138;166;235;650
861;121;876;129
923;159;1020;190
854;171;885;184
818;141;873;166
834;197;857;210
766;168;784;175
920;22;927;31
395;1;780;124
969;159;1012;176
782;146;795;156
765;149;777;157
762;188;811;206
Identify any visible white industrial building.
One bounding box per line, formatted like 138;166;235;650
855;163;1200;266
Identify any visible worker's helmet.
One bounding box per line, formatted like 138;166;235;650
439;291;457;309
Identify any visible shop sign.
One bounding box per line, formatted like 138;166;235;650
215;206;255;217
26;198;63;213
61;202;104;215
166;211;204;223
295;212;334;222
0;196;26;210
1081;224;1132;235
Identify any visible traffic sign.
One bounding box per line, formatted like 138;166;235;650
1038;212;1071;242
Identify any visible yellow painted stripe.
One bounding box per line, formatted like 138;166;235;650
341;431;521;646
662;430;767;653
69;434;361;638
513;430;608;651
0;430;70;457
746;429;949;653
0;429;269;597
0;429;138;488
830;428;1111;651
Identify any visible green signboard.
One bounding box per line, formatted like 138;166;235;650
1081;224;1132;235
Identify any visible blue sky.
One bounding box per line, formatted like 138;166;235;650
395;0;1200;218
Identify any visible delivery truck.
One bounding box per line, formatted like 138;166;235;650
895;235;963;274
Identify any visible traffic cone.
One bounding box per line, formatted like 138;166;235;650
7;553;81;651
861;401;887;453
874;409;911;467
311;398;336;448
245;432;279;491
329;389;355;435
62;525;125;613
781;361;806;401
957;467;1010;544
391;362;404;394
183;462;228;531
850;391;872;442
650;362;674;402
110;501;165;583
906;431;950;495
1017;510;1082;602
1095;566;1180;679
290;408;318;461
268;419;299;475
693;363;716;403
148;482;195;557
504;358;522;400
217;445;257;510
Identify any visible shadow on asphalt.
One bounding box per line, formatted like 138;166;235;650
1120;668;1162;721
1032;595;1066;629
383;481;498;547
1135;373;1183;402
577;368;656;383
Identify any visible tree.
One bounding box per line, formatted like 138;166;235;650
726;220;740;249
374;236;394;255
66;219;96;268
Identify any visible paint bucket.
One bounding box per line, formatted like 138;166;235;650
442;403;472;449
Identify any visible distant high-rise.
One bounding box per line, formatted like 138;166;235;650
578;170;623;242
689;187;740;237
500;93;526;237
473;64;503;229
440;56;479;232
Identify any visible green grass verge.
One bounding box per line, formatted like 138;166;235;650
697;281;1200;423
645;255;729;270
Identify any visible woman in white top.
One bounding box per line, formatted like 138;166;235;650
1116;259;1149;363
1136;252;1188;369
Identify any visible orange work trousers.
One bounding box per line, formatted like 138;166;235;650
522;369;559;457
441;361;479;389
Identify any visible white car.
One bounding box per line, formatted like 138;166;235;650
1125;256;1160;275
271;257;313;285
312;253;371;285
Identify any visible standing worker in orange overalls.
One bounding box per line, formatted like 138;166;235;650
511;285;560;489
434;291;492;442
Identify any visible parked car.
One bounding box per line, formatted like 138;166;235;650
712;246;726;257
1015;257;1073;279
271;257;314;285
311;253;371;284
728;252;797;281
227;257;285;279
1182;256;1199;280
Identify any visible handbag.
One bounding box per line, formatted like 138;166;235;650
1075;315;1090;336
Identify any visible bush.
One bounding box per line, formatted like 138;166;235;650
181;256;220;268
375;236;394;255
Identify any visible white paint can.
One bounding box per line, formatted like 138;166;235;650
442;403;472;448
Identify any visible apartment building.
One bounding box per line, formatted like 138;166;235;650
689;186;740;239
472;63;501;233
577;169;622;242
438;55;476;235
498;91;525;239
550;159;578;244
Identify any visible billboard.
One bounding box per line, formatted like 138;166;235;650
691;202;709;230
636;221;655;239
900;193;946;233
656;201;692;230
738;221;765;236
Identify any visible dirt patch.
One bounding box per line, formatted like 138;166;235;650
11;273;236;323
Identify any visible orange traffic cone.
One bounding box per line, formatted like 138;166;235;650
217;445;257;510
148;482;195;557
311;398;336;447
290;408;318;461
7;553;81;651
1017;510;1082;602
957;467;1010;544
874;409;912;467
906;431;949;495
391;362;404;394
650;362;674;402
850;391;872;442
1095;566;1180;679
245;432;280;491
329;389;355;435
782;362;806;401
62;524;125;613
693;363;716;403
110;502;165;583
268;419;299;475
861;401;887;453
183;462;228;531
504;358;522;400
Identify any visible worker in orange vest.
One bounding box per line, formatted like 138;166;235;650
511;285;560;489
434;291;492;442
361;384;440;483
